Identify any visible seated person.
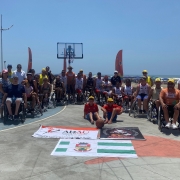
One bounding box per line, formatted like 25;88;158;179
102;75;112;101
75;73;83;101
95;72;103;102
24;80;37;112
111;82;123;105
121;79;135;107
85;72;94;96
159;79;180;129
2;75;27;120
101;98;123;124
54;76;65;102
41;77;51;106
148;78;163;111
84;96;101;124
136;76;151;114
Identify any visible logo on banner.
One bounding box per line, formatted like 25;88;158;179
62;130;89;136
74;142;91;152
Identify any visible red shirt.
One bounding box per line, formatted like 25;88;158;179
103;104;120;112
84;103;99;114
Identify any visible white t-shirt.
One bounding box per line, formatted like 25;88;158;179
177;79;180;84
75;78;83;89
13;70;27;84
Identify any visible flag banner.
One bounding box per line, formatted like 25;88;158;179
51;139;137;158
100;127;145;140
32;126;98;139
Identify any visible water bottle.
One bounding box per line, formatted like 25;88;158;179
12;95;15;104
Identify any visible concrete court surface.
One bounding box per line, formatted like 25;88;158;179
0;104;180;180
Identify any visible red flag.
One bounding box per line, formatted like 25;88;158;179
27;47;32;72
115;50;123;77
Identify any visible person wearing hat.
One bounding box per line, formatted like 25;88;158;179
46;66;55;85
7;64;13;82
66;66;75;102
0;69;11;118
101;98;123;124
159;78;180;129
136;76;151;114
84;96;100;124
39;68;48;86
2;75;27;120
12;64;27;84
111;70;122;87
148;78;163;120
142;70;153;87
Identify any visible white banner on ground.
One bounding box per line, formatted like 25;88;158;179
32;126;99;139
51;139;137;158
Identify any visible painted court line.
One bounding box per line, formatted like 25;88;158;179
0;106;66;133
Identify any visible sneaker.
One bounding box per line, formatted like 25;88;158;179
8;115;13;121
165;122;171;129
172;123;178;129
14;115;19;121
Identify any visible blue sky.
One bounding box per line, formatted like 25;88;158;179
1;0;180;76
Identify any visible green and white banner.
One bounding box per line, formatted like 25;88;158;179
51;139;137;158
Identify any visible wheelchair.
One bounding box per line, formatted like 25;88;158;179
84;87;94;103
75;89;84;105
158;106;180;132
147;100;158;123
3;101;26;124
26;101;43;118
54;91;67;106
122;95;132;112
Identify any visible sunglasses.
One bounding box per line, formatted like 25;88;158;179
17;66;22;68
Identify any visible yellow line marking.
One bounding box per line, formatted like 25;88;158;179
0;106;66;133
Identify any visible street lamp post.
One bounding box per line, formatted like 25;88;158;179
0;15;13;71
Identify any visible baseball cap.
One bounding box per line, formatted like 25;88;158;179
155;78;161;82
141;76;147;80
7;64;12;68
142;70;148;73
42;68;46;71
79;69;83;72
107;98;114;102
27;73;32;76
2;69;8;73
114;70;118;73
168;78;175;83
88;96;94;100
13;74;18;78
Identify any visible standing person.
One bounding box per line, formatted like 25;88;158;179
0;69;11;118
142;70;153;87
61;70;67;93
13;64;27;84
101;98;123;124
75;73;83;102
84;96;101;124
85;72;94;96
94;72;103;102
7;64;13;82
28;69;35;79
39;68;48;86
111;70;122;87
66;66;75;102
46;66;55;85
79;69;87;91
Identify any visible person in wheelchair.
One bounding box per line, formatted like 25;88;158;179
148;78;163;115
41;77;51;108
136;76;151;114
54;75;65;102
2;75;27;120
159;79;180;129
75;73;83;102
121;79;135;108
102;75;112;102
111;82;123;105
85;72;94;96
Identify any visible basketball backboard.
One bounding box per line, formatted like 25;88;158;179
57;43;83;59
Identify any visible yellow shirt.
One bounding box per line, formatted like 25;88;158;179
146;76;152;86
39;74;48;85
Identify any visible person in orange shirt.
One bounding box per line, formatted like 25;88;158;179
66;66;75;102
84;96;101;124
159;79;180;129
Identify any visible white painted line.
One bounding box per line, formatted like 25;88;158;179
0;106;66;133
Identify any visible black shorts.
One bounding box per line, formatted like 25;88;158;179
167;105;175;118
67;85;75;94
27;97;32;101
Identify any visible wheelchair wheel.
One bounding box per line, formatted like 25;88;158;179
3;104;8;124
147;102;152;121
21;103;26;123
158;107;163;131
129;100;136;116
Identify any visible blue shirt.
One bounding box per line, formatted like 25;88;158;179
5;84;25;98
0;78;11;98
